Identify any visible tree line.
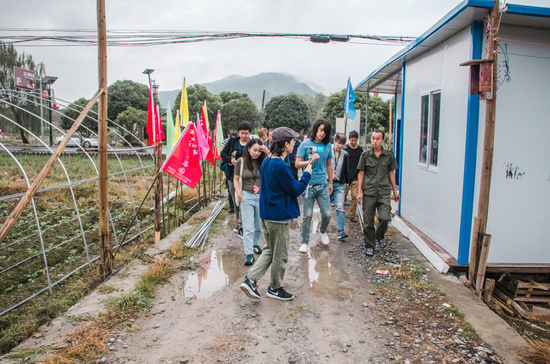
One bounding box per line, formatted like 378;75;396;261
0;42;391;144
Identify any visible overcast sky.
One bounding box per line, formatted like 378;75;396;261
1;0;542;103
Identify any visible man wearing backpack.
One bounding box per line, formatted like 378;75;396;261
221;122;251;238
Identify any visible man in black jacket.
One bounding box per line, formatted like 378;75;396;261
221;122;251;237
331;133;350;239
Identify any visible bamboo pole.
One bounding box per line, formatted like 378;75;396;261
471;3;500;293
0;90;103;244
97;0;112;280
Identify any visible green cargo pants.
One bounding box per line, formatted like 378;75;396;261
362;194;392;249
246;220;289;290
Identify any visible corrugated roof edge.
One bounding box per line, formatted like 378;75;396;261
355;0;495;92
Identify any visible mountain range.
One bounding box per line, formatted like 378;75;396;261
157;72;326;108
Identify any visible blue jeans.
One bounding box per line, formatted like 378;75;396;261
301;183;331;245
241;191;262;255
330;182;346;232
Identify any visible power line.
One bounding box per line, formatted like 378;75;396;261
0;28;416;47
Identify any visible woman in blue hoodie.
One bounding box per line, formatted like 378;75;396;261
240;127;312;301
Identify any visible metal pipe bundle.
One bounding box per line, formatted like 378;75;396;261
184;200;225;250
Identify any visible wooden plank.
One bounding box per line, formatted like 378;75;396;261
532;306;550;323
483;278;496;304
469;217;480;287
0;89;103;244
492;296;516;316
494;288;513;305
511;300;533;320
514;296;550;303
517;280;550;290
475;234;491;297
459;59;494;66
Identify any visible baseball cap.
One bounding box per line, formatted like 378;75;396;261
271;127;298;143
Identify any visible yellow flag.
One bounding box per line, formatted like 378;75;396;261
203;101;209;130
179;78;189;127
174;110;181;146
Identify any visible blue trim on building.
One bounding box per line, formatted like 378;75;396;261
457;21;484;265
398;64;406;216
355;0;494;92
506;4;550;18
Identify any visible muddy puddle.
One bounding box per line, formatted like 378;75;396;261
305;245;355;300
183;249;246;300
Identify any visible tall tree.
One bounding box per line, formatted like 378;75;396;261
221;96;260;134
0;42;45;143
173;84;222;126
107;80;152;121
300;92;327;123
60;97;98;136
263;93;311;134
322;89;389;136
115;106;147;138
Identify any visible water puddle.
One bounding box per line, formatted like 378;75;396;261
306;245;355;300
183;249;246;300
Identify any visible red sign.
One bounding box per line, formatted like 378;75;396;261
13;67;36;90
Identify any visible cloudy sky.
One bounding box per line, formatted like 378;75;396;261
1;0;541;102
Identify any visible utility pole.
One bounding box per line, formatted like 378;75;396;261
469;2;500;295
97;0;112;280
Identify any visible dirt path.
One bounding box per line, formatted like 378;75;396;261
105;205;502;364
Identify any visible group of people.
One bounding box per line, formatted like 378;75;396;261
219;119;399;301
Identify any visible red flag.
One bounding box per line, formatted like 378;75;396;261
161;123;202;188
146;89;165;145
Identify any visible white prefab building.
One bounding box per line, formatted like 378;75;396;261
356;0;550;273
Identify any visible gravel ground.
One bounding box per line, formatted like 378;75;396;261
102;203;504;364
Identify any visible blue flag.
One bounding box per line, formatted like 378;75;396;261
344;77;356;120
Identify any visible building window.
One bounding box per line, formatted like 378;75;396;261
418;91;441;169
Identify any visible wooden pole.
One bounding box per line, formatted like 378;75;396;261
154;143;162;243
476;234;492;297
482;278;496;304
388;99;393;151
97;0;112;280
470;2;500;293
0;90;103;244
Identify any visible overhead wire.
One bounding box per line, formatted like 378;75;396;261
0;28;416;47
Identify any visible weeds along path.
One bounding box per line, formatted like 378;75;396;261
105;204;503;364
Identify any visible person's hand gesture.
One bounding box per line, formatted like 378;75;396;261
305;162;313;175
310;153;320;164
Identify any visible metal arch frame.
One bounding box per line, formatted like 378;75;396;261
11;89;155;192
0;142;53;293
7;92;144;233
0;97;124;249
26;90;157;206
0;111;93;265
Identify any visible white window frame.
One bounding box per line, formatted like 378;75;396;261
418;90;441;172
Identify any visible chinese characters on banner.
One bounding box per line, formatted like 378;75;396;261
161;123;202;188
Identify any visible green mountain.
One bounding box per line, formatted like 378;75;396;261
158;72;324;108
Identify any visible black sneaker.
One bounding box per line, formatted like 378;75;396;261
266;287;294;301
244;254;255;266
228;209;235;214
240;278;261;299
237;228;244;239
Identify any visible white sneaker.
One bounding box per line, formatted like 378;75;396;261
320;233;329;246
299;244;308;253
